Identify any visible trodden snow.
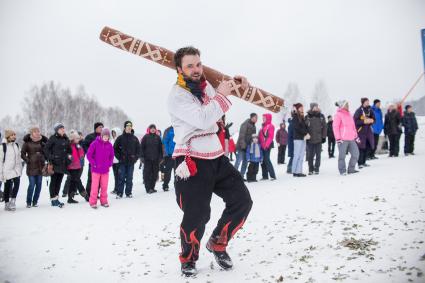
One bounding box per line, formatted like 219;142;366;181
1;118;425;283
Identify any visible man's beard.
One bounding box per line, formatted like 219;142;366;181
183;71;203;82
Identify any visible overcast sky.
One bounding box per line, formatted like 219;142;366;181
1;0;424;132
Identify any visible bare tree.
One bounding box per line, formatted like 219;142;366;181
311;80;333;117
20;81;129;136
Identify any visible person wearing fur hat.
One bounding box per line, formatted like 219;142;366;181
333;100;360;175
353;98;375;168
1;129;23;211
291;103;309;177
140;124;163;194
114;121;141;198
82;122;104;197
21;127;48;208
246;134;263;182
305;103;327;175
44;123;72;208
402;105;418;155
87;128;114;208
66;130;88;204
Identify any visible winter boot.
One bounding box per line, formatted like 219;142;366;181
5;202;13;211
51;197;64;208
9;198;17;211
81;191;89;202
181;262;197;277
206;237;233;270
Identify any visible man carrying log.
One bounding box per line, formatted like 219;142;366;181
167;46;253;276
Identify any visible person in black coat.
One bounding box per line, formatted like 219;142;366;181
291;104;308;177
327;115;336;158
114;121;141;198
141;124;163;194
44;123;72;207
82;122;103;197
384;105;402;157
402;105;419;155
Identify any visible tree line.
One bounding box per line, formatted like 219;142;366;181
0;81;129;141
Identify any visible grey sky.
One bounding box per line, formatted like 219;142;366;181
1;0;424;133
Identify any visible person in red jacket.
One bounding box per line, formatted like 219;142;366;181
67;130;86;204
259;113;276;180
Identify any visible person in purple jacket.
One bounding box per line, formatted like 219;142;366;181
353;98;375;168
87;128;114;209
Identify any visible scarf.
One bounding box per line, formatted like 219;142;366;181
177;73;207;103
250;142;261;159
31;134;42;143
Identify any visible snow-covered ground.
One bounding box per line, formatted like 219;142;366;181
1;118;425;283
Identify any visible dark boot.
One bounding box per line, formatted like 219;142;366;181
206;238;233;270
181;262;197;277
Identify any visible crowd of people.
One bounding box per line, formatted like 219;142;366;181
0;98;419;212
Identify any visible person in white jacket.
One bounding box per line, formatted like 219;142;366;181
110;128;121;194
168;46;253;277
0;129;23;211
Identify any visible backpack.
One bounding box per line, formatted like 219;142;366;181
2;142;19;163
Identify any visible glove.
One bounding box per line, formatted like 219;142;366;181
355;137;361;144
304;133;311;140
322;138;326;144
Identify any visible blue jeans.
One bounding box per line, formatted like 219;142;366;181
292;140;306;174
27;175;42;205
261;148;276;179
234;149;248;177
117;164;134;196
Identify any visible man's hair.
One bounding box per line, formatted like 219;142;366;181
174;46;201;70
250;113;257;119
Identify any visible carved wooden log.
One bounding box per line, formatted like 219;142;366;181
99;26;284;113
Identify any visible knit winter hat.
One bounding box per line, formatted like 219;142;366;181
69;130;80;141
124;121;133;128
94;122;104;131
5;129;16;139
335;100;348;109
293;103;303;111
53;123;64;133
310;102;319;110
101;128;111;137
373;99;381;105
361;97;369;105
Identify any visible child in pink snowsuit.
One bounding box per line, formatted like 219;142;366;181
87;128;114;208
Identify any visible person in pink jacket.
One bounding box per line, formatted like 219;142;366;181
67;130;86;204
87;128;114;208
258;113;276;180
333;100;360;175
